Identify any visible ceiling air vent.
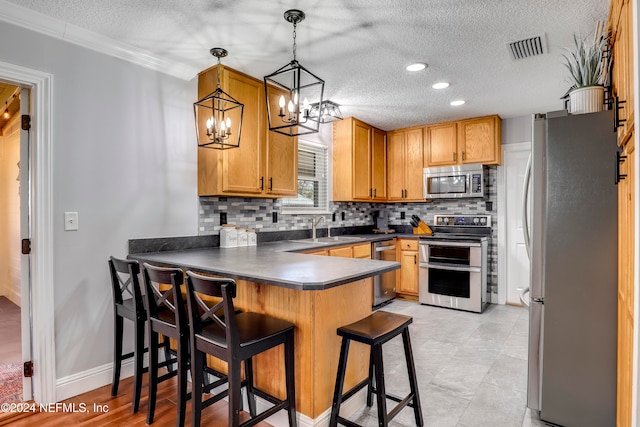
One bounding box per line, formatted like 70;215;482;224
506;33;547;60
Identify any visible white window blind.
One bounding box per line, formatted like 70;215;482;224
282;140;329;213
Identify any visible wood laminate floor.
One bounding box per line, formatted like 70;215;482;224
0;373;272;427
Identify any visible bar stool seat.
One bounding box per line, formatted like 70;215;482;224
330;311;423;427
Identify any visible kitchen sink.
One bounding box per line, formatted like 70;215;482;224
289;236;365;244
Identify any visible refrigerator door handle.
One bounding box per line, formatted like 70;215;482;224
527;300;544;411
522;154;532;259
519;287;530;307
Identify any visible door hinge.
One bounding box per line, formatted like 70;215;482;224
21;238;31;254
24;361;33;377
21;114;31;131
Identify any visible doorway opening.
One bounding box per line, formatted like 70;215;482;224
0;82;25;404
0;60;55;405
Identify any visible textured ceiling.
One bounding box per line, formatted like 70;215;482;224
1;0;610;130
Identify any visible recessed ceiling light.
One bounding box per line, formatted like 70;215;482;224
406;62;427;72
450;100;466;106
432;82;450;89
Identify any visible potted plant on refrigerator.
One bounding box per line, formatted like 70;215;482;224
562;21;609;114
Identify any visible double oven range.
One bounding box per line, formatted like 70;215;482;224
418;215;491;313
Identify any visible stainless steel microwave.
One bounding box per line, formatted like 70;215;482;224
423;164;485;199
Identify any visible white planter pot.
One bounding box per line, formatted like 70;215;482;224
569;86;605;114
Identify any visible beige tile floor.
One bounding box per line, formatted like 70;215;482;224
345;299;547;427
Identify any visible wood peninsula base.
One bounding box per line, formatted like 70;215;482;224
205;277;373;420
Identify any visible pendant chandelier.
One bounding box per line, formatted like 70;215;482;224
308;100;343;123
194;48;244;150
264;9;324;137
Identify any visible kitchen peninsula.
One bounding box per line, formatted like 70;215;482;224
128;240;400;421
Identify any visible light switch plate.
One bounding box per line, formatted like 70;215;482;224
64;212;78;231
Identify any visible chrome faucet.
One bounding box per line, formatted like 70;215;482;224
312;215;325;239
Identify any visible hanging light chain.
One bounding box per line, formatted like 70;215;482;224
216;55;222;89
292;20;297;62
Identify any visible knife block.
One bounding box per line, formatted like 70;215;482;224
413;221;433;235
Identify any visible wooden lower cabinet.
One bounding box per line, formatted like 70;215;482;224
303;249;328;256
617;135;634;427
305;242;372;259
397;239;419;295
329;246;354;258
352;242;372;259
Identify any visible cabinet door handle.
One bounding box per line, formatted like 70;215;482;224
462;151;465;161
616;150;628;184
260;176;264;190
269;177;273;191
369;188;372;197
453;152;457;162
373;188;377;198
614;96;627;131
414;254;417;264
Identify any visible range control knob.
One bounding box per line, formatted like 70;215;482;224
473;217;479;224
480;217;487;225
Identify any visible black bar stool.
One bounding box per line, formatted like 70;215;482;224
108;257;148;413
329;311;423;427
185;270;297;427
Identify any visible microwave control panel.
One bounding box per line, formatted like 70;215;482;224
471;173;483;193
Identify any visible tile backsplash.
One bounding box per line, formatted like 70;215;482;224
199;166;498;294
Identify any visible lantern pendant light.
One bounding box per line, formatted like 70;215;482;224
308;100;343;123
264;9;324;137
193;48;244;149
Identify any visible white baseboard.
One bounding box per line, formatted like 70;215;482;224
56;360;368;426
56;355;144;401
255;387;367;427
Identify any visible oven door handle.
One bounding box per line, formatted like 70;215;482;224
419;241;482;248
423;262;481;273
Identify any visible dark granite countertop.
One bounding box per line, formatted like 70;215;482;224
128;245;399;291
125;232;433;291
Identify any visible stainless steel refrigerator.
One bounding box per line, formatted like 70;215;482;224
522;110;617;427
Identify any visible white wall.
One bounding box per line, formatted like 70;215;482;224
0;113;21;304
501;115;532;145
0;22;198;381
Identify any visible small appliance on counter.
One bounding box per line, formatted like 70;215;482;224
373;210;395;234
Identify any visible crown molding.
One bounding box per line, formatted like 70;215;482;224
0;0;197;81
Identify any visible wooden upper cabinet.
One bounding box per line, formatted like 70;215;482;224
609;0;634;145
387;127;424;201
352;120;372;200
198;65;297;197
333;117;387;202
371;128;387;201
458;115;502;165
425;122;458;166
425;116;501;167
265;86;298;196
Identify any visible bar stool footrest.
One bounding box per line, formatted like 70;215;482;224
370;388;419;409
340;378;370;403
335;416;363;427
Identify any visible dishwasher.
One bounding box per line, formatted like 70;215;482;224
372;240;397;306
